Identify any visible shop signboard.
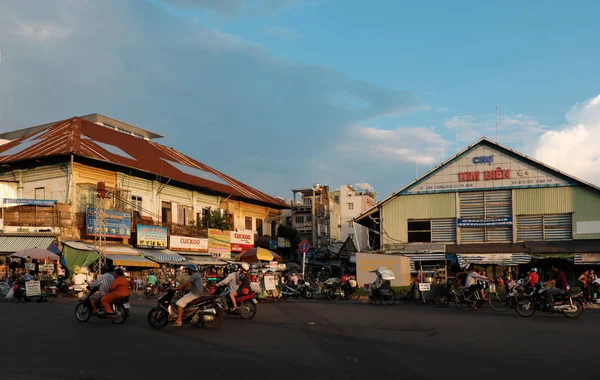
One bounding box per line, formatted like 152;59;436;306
457;217;513;227
41;264;55;273
419;283;431;292
3;198;58;206
25;263;35;271
230;231;254;253
285;239;291;248
406;146;570;194
264;275;276;290
25;281;41;296
355;252;410;287
169;235;208;252
277;237;286;248
136;225;168;249
269;239;277;250
208;228;231;259
86;207;131;238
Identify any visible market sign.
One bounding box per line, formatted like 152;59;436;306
230;231;254;253
169;235;208;252
86;207;131;238
406;146;569;194
136;225;168;249
25;281;42;297
208;228;230;258
457;217;513;227
3;198;58;206
277;237;286;248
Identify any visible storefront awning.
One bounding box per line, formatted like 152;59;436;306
403;253;447;272
137;249;187;264
62;245;99;277
456;253;531;268
574;253;600;265
107;254;159;268
530;253;574;260
0;236;57;255
183;255;227;266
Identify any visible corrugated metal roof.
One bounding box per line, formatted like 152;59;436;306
456;253;532;268
104;244;139;256
136;248;187;263
63;241;96;251
0;117;288;208
0;236;56;253
107;254;160;268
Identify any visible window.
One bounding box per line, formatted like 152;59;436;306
459;190;512;242
348;203;354;210
245;216;253;230
334;195;340;204
227;214;234;228
131;196;142;213
35;187;45;200
271;221;277;237
295;216;304;224
348;221;354;228
161;201;172;223
303;197;312;205
408;220;431;243
256;219;263;236
177;204;193;225
517;214;572;241
306;215;312;223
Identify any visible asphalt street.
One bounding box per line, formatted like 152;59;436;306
1;296;598;380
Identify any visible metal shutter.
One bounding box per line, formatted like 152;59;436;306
461;228;485;242
516;215;543;241
485;190;512;217
486;228;512;242
544;214;572;240
459;192;484;218
431;218;456;242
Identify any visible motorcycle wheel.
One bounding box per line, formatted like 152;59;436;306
111;304;128;324
386;290;396;305
202;307;223;329
516;299;537;317
147;307;169;329
327;288;341;301
435;295;449;308
74;302;92;323
303;289;313;300
238;300;257;319
563;300;583;319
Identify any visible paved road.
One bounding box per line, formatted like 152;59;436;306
1;296;597;380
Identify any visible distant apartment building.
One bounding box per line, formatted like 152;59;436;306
291;184;332;250
330;183;377;251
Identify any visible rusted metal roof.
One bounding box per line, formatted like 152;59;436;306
0;236;56;253
0;117;288;208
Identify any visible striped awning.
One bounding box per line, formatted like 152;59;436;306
574;253;600;265
107;254;159;268
403;253;447;272
136;249;187;264
0;236;56;254
184;255;227;266
456;253;531;269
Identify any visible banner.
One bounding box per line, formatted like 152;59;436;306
169;235;208;252
3;198;57;206
230;231;254;253
264;275;276;290
269;239;277;250
25;281;42;297
208;229;230;259
277;237;285;248
457;217;513;228
136;225;168;249
86;207;131;238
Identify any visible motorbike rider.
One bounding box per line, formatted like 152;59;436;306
239;263;251;295
89;266;114;315
289;272;299;287
216;264;241;311
146;271;159;288
100;268;130;315
544;265;568;310
171;264;205;327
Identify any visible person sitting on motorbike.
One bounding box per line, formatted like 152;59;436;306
289;272;299;287
100;268;130;315
171;264;205;327
238;263;251;295
89;266;114;315
146;271;158;288
544;265;568;310
216;264;241;312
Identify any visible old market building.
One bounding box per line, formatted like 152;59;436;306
354;137;600;284
0;114;288;279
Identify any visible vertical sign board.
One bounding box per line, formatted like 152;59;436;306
208;229;231;259
355;252;410;287
136;225;168;249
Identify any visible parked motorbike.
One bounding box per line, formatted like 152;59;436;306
213;284;258;319
147;289;222;329
12;281;50;303
323;278;346;301
74;287;130;324
281;280;313;299
434;282;458;307
516;285;584;318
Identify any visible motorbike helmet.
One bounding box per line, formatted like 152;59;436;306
241;263;250;271
228;264;238;271
186;264;198;272
530;268;538;272
150;271;154;275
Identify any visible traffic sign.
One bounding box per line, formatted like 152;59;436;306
298;240;310;253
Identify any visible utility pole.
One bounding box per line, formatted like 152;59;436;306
93;182;109;276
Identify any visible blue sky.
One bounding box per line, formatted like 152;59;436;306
1;0;600;199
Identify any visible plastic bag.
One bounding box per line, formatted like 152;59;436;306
6;286;15;300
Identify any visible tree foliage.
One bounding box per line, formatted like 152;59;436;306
198;209;231;230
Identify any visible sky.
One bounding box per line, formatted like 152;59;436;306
1;0;600;200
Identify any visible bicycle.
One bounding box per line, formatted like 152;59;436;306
454;284;510;312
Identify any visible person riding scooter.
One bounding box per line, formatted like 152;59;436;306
216;264;241;312
89;266;114;315
171;264;205;327
100;268;130;315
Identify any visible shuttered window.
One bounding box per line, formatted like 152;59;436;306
459;190;512;242
516;214;572;241
408;218;456;243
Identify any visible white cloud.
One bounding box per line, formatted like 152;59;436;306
261;26;303;39
535;94;600;185
337;125;450;166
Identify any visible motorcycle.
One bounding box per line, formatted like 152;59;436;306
12;281;50;303
434;282;458;307
213;285;258;319
74;287;130;324
144;283;161;299
281;280;314;299
147;289;223;329
323;278;345;301
516;285;584;318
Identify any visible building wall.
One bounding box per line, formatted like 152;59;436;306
381;192;456;244
572;187;600;240
224;200;282;236
339;185;375;251
0;164;70;204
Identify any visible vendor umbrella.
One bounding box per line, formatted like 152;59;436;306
234;247;282;262
11;248;60;261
